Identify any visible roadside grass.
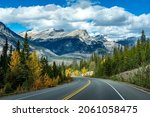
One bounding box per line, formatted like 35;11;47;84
110;66;150;90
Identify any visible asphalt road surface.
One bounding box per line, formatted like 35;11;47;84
0;77;150;100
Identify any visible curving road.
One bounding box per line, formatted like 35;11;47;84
0;77;150;100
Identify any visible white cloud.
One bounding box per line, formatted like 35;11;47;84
0;1;150;39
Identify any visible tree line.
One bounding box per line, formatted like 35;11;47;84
64;30;150;78
53;30;150;89
93;30;150;77
0;33;72;95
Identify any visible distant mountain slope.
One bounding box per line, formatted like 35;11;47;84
20;28;123;55
31;37;107;55
0;22;24;48
1;22;140;63
117;37;138;46
0;22;57;57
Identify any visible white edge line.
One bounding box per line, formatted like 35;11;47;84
126;84;150;95
103;81;125;100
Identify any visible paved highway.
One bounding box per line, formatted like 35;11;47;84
0;77;150;100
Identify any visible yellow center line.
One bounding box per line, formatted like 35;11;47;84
63;79;91;100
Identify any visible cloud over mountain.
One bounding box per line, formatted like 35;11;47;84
0;0;150;39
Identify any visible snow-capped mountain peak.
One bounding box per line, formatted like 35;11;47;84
19;28;123;53
0;22;13;37
66;29;90;41
19;29;93;44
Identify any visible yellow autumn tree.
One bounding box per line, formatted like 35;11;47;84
81;67;87;76
73;70;80;76
9;51;23;91
9;51;21;73
27;51;43;89
65;68;72;77
43;74;53;87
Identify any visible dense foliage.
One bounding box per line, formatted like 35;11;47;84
94;30;150;77
88;30;150;89
60;30;150;89
0;33;72;95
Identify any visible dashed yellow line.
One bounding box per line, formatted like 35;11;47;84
63;80;91;100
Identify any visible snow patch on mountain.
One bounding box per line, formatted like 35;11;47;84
0;22;57;59
19;28;125;54
20;29;95;45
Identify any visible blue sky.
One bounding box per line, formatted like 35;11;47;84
0;0;67;7
0;0;150;38
1;0;149;15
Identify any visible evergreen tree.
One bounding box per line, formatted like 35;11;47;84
141;30;146;43
1;38;9;74
61;62;66;82
93;30;150;77
8;45;13;63
40;56;49;76
40;56;53;79
22;32;30;61
16;40;20;53
9;45;13;57
0;67;4;88
52;61;58;78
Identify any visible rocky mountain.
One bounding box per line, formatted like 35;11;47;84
0;22;57;57
117;37;138;46
0;22;137;63
20;28;122;55
0;22;24;51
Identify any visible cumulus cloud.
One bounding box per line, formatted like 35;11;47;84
0;1;150;39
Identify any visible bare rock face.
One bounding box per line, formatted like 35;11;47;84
1;21;138;62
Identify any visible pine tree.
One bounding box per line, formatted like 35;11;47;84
16;40;20;53
40;56;49;76
0;39;9;87
61;61;66;82
9;45;13;57
22;32;30;60
8;45;13;63
20;32;30;64
1;38;9;74
0;67;4;88
141;30;146;43
52;61;58;78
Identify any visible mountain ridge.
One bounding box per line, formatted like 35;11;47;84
0;22;57;58
19;28;123;53
0;22;139;63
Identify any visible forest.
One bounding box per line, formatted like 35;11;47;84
92;30;150;89
0;33;72;95
1;30;150;96
70;30;150;89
